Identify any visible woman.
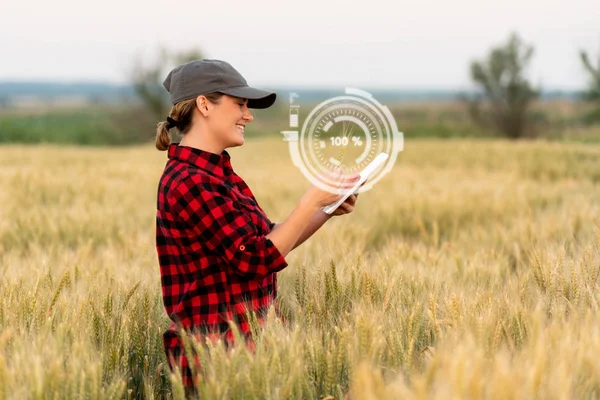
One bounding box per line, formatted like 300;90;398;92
154;59;360;391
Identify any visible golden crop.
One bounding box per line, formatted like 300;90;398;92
1;138;599;399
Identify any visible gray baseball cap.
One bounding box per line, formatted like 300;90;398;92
162;59;277;109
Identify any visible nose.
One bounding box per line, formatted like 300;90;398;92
242;105;253;122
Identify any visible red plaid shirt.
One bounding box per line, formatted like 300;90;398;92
155;143;288;386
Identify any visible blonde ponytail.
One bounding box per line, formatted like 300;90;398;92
155;121;171;151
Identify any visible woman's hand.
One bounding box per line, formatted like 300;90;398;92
299;168;360;211
329;176;368;217
269;169;359;257
329;192;359;216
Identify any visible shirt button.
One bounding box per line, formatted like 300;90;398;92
239;245;246;251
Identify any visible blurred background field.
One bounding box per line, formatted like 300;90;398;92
1;138;600;399
1;96;600;145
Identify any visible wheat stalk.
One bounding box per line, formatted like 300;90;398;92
2;138;600;398
335;121;356;167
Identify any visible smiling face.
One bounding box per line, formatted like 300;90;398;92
202;94;254;148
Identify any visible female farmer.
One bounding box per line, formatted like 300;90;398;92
154;59;360;390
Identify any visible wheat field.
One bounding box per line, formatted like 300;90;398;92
1;137;599;399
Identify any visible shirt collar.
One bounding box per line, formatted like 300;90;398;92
167;143;232;178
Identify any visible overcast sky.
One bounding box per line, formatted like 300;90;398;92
1;0;599;90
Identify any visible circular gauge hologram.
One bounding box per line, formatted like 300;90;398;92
297;88;403;193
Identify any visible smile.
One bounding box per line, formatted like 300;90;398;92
236;124;245;133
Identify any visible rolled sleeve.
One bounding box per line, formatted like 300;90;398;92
168;174;288;278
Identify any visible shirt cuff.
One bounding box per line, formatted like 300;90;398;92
226;235;288;277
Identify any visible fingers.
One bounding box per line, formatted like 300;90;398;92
323;168;359;191
344;194;357;206
331;194;359;216
340;172;360;190
338;202;354;214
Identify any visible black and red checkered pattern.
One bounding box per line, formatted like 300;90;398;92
156;143;288;387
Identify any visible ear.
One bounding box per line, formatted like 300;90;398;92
195;95;210;117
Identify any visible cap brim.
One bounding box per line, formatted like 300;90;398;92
218;86;277;109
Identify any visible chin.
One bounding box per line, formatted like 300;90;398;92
231;130;245;146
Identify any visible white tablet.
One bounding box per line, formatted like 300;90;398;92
322;152;389;214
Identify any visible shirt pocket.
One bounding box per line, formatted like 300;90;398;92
232;192;270;235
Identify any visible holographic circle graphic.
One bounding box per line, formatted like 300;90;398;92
282;88;403;194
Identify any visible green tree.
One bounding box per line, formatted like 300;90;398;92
130;47;204;122
467;32;540;139
580;47;600;102
579;45;600;124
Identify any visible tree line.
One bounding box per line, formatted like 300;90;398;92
133;34;600;140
